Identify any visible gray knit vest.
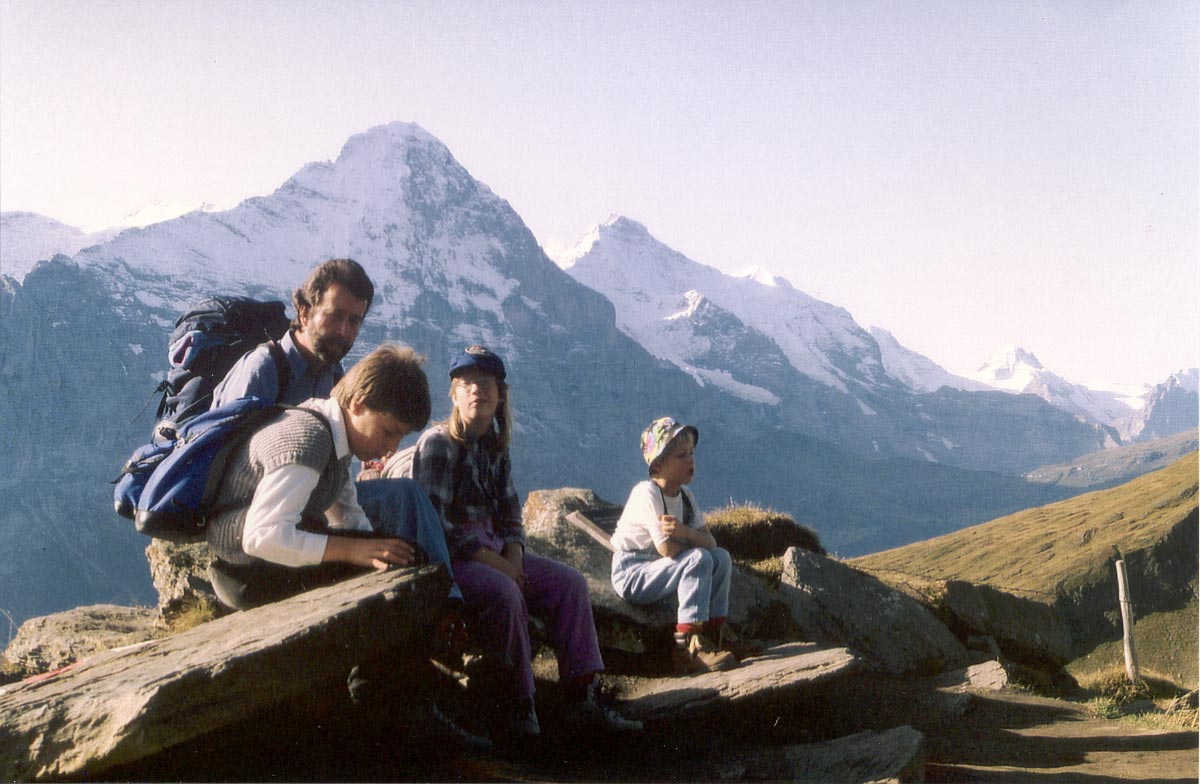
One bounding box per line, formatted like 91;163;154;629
207;409;348;565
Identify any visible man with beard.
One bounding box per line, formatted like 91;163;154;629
209;257;461;611
213;258;373;407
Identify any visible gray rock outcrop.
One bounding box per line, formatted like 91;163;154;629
780;547;969;675
861;571;1073;670
145;539;216;619
3;604;159;678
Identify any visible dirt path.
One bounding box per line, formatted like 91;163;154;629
923;689;1197;784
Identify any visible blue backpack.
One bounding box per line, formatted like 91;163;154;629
113;397;328;542
152;297;292;443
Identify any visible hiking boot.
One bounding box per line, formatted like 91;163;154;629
673;631;738;674
714;623;761;660
560;678;643;732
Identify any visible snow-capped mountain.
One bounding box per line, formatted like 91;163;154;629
0;201;216;283
1125;369;1200;441
0;212;116;282
870;326;990;394
73;123;538;337
556;214;889;396
968;346;1198;440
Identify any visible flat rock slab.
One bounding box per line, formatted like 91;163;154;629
0;565;450;783
620;642;858;722
719;725;925;784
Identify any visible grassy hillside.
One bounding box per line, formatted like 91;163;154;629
1025;430;1198;490
851;452;1198;688
851;452;1197;599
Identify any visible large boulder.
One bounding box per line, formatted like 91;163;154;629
3;604;159;678
860;569;1073;671
780;547;969;675
0;565;450;782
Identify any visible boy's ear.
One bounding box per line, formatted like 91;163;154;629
348;395;367;417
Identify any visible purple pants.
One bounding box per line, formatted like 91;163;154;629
453;526;604;701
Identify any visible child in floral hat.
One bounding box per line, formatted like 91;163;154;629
609;417;738;674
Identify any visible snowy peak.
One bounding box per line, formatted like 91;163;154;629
870;327;989;393
562;215;888;394
734;265;793;289
1126;368;1200;440
111;200;218;230
969;344;1154;432
974;345;1045;385
72;119;527;318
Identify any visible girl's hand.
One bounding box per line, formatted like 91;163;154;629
502;543;526;589
659;514;682;540
476;547;525;589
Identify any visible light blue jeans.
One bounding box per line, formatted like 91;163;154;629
355;478;462;601
610;546;732;625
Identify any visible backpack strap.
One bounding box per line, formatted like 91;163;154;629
654;484;694;528
203;404;334;520
265;339;292;403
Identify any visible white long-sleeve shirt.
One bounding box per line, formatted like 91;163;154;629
241;397;373;566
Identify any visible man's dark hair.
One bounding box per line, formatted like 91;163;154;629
291;258;375;329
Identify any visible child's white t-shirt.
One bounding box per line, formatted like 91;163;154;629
610;480;705;553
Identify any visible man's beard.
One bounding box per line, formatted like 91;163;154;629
311;331;352;365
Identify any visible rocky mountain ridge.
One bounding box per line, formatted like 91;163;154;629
553;216;1195;444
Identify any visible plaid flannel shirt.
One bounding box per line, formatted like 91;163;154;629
411;425;525;560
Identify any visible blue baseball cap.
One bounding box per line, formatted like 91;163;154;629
449;345;506;381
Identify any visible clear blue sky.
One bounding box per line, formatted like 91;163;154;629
2;0;1196;387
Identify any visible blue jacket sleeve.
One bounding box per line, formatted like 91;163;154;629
211;345;280;409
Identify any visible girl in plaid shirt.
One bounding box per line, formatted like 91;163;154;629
409;346;640;741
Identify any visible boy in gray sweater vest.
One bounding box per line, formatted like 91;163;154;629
207;343;439;609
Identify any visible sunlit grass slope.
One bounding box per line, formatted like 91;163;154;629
850;452;1197;600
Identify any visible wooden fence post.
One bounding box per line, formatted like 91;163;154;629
1114;550;1140;684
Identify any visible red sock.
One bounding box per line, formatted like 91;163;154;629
675;622;704;634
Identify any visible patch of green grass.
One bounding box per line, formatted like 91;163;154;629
1075;665;1199;730
1068;600;1198;692
163;596;220;635
706;501;825;561
850;453;1198;599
